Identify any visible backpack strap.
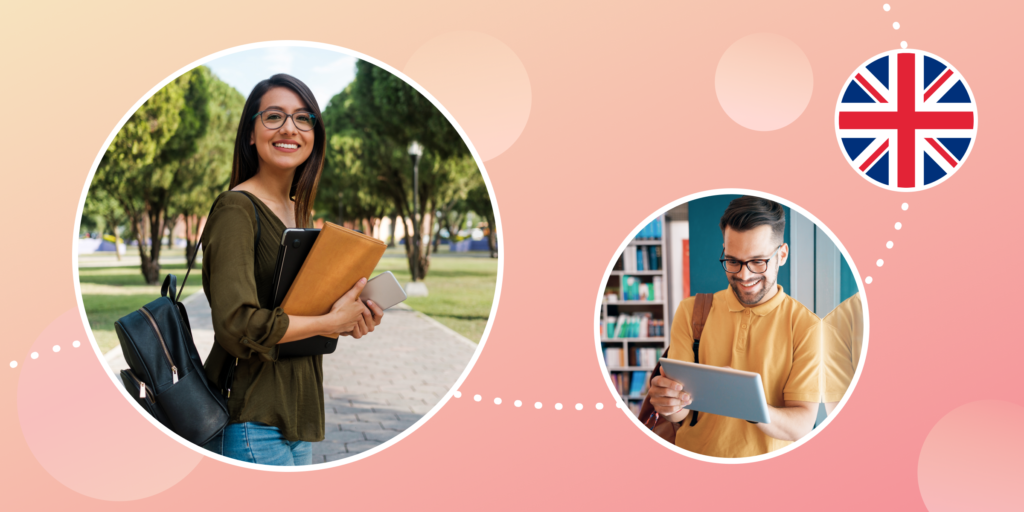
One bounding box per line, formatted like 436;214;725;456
688;293;713;426
176;191;261;303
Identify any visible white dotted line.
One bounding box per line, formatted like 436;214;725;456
866;203;908;286
9;340;82;369
452;392;604;411
884;5;908;50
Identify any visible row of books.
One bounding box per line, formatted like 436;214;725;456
617;276;664;302
603;347;660;367
609;370;653;398
603;313;664;338
635;219;663;240
622;245;662;272
602;314;666;338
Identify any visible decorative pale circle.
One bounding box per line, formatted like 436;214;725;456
596;403;604;410
575;403;583;411
866;276;874;284
454;390;462;398
18;309;202;500
919;400;1024;512
715;33;813;131
896;222;902;230
901;41;908;49
835;50;978;191
555;403;563;410
493;397;502;405
877;259;884;267
403;31;531;162
30;352;38;359
883;3;891;11
473;394;482;402
72;340;81;348
52;345;60;352
887;241;894;249
514;400;522;407
902;202;909;210
9;360;17;368
534;402;542;409
893;21;901;30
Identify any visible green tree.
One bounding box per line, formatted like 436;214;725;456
82;186;127;260
92;68;210;284
319;61;479;280
463;177;497;258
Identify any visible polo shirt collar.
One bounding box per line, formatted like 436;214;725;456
725;284;787;316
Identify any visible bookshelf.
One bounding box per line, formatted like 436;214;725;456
600;215;672;417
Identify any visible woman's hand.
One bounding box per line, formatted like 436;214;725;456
328;278;371;338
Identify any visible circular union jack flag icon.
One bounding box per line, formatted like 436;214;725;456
835;49;978;191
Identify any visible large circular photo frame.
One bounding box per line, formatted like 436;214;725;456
594;188;869;464
72;40;504;471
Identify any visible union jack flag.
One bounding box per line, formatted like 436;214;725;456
835;50;978;191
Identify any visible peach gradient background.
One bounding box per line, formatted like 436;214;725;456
3;1;1022;510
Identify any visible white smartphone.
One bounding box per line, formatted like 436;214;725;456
361;271;408;310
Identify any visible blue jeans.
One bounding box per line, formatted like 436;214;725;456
203;422;312;466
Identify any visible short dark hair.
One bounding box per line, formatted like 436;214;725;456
719;196;785;242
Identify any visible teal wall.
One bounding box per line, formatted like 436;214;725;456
688;195;791;295
840;254;857;302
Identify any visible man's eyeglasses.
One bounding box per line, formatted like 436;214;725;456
720;244;783;274
252;110;317;131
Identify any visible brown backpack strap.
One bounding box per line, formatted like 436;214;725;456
689;293;713;426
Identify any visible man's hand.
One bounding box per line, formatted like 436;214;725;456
649;367;692;423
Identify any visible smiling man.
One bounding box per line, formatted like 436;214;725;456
649;196;821;458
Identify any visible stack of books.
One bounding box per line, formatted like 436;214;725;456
622;245;662;271
620;276;663;301
605;313;658;338
636;219;663;240
609;370;652;398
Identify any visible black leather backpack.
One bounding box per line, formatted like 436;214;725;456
114;191;261;446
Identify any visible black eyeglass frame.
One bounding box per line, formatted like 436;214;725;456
719;244;784;274
251;109;317;131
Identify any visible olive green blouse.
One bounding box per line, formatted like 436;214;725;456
200;190;324;443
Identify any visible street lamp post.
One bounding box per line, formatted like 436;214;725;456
406;141;428;297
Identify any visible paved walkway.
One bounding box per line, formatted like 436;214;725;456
106;292;477;464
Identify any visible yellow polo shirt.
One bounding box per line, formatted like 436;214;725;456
822;292;863;402
667;285;821;458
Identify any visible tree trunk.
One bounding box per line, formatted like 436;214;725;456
142;207;165;285
386;211;397;248
486;210;498;258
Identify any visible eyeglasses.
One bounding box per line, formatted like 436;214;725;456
252;110;317;131
720;244;783;274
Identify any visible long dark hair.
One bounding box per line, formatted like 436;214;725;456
230;73;325;229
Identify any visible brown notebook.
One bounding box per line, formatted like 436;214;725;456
280;222;387;329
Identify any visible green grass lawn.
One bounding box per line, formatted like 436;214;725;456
79;262;205;354
80;247;497;354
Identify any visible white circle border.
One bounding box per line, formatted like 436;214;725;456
592;188;871;464
70;40;505;473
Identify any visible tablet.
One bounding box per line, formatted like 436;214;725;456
271;228;338;358
658;358;771;424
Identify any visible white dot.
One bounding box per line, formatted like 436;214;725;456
877;259;885;267
474;394;482;402
514;400;522;407
902;202;909;211
30;352;38;360
866;276;874;284
575;403;583;411
52;345;60;353
494;397;502;405
596;403;604;410
534;402;543;409
883;3;890;11
453;391;462;398
893;21;900;30
901;41;908;49
9;361;17;369
887;241;894;249
555;403;563;410
895;222;902;230
72;340;81;348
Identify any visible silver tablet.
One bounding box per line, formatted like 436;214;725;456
658;358;771;424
